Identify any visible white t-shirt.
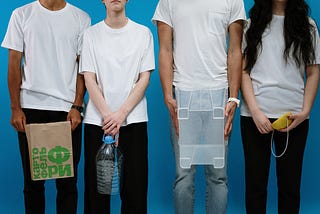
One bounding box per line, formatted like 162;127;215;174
80;19;155;127
241;15;320;118
152;0;246;90
1;1;91;112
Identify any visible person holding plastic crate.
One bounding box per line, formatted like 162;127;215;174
152;0;246;213
241;0;320;213
1;0;90;213
80;0;155;213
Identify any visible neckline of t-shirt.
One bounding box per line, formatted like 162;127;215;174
272;14;285;19
102;18;132;33
36;1;69;14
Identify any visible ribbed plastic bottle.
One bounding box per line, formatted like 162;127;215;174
96;135;122;195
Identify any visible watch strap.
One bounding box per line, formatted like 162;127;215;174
71;104;83;113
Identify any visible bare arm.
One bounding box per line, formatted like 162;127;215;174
241;57;273;134
73;56;86;106
302;64;320;115
225;20;243;139
83;71;112;118
67;56;86;131
283;64;320;132
7;49;25;132
157;21;178;135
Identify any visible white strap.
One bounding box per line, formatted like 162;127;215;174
270;118;289;158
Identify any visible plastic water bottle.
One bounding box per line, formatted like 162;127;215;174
96;135;122;195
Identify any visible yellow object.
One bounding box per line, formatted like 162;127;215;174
272;112;293;130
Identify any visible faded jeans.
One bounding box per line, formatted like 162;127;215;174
170;123;228;214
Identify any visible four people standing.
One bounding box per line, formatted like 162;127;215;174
2;0;320;213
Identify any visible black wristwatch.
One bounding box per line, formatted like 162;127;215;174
71;104;83;113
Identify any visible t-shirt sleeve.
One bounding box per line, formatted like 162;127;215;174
310;19;320;65
151;0;173;27
229;0;246;25
241;19;250;53
77;14;92;55
1;10;24;52
79;30;96;74
140;29;155;73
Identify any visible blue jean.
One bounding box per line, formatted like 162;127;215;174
170;123;228;214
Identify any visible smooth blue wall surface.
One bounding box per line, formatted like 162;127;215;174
0;0;319;213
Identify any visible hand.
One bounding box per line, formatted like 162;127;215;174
10;108;26;132
102;109;126;137
224;101;237;139
165;96;179;136
67;109;82;131
251;109;273;134
280;111;308;132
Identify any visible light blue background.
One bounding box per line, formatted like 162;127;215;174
0;0;319;213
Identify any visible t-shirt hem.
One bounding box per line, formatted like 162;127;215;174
151;18;173;28
1;43;23;52
83;118;148;127
229;17;247;26
21;104;70;113
140;66;155;73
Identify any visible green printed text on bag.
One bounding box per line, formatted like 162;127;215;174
26;121;74;180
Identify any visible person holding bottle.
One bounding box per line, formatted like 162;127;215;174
241;0;320;213
1;0;90;213
80;0;155;213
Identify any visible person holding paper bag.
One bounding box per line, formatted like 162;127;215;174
1;0;91;213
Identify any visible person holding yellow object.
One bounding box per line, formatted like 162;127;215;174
240;0;320;213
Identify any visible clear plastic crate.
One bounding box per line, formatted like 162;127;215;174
176;87;227;168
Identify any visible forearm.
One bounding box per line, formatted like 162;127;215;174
8;71;22;110
159;50;174;101
72;74;86;106
227;20;244;99
302;64;319;115
120;71;150;116
8;50;22;110
241;71;260;114
84;72;111;118
227;50;242;98
157;21;174;103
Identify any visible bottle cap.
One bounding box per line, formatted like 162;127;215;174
102;135;115;144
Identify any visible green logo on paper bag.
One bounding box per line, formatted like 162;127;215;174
31;146;72;180
48;146;70;164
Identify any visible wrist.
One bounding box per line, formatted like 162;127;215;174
227;97;240;107
11;105;23;112
71;104;83;113
164;94;175;104
120;106;130;117
250;107;261;115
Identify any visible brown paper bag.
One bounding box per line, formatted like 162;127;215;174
25;121;74;181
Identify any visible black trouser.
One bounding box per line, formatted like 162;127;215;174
18;109;82;214
240;116;309;214
84;122;148;214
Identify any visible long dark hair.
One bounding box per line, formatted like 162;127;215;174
244;0;316;71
